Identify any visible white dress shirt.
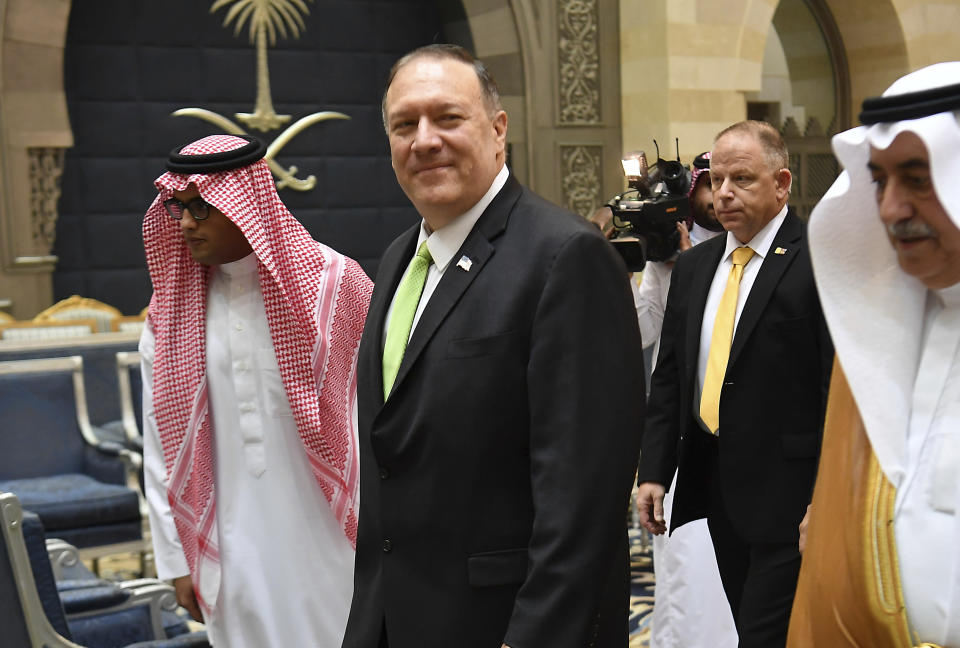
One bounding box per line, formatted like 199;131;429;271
383;164;509;347
695;205;788;433
142;253;354;648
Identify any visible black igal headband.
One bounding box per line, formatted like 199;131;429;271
860;81;960;125
166;136;266;173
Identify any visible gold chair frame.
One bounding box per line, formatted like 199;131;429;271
0;319;98;341
35;296;123;333
110;316;146;334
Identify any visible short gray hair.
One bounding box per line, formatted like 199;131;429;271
381;44;502;131
715;120;790;173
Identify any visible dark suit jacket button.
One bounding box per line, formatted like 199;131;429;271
382;539;392;553
379;467;390;480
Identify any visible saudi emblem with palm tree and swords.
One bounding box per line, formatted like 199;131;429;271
174;0;347;191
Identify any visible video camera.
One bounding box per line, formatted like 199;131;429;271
606;141;691;272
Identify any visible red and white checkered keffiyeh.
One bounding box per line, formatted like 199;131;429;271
685;151;711;229
142;134;372;613
687;151;710;198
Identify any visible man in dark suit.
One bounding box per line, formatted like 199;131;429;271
636;120;832;647
341;45;645;648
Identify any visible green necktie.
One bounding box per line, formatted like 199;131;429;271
699;246;755;434
382;241;433;399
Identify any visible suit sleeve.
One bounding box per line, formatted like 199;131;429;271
502;230;645;648
637;252;692;488
139;322;190;580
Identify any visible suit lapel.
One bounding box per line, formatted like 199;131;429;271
384;175;521;401
728;211;802;367
684;239;725;383
365;226;419;406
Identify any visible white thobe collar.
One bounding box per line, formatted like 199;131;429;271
936;282;960;310
216;252;258;278
689;222;723;247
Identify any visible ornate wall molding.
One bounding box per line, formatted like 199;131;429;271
560;144;603;218
557;0;601;124
28;147;65;251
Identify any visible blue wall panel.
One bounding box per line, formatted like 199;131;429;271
55;0;453;314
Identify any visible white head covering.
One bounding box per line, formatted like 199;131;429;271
809;61;960;487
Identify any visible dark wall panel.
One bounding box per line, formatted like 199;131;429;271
55;0;452;314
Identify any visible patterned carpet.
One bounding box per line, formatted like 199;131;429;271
629;527;655;648
97;530;659;647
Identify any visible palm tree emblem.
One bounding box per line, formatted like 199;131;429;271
211;0;310;131
172;0;348;191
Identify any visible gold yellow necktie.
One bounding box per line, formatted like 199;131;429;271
699;246;755;433
382;241;433;399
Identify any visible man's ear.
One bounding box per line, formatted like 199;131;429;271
775;167;793;200
492;110;508;144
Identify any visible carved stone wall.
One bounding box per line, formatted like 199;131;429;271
559;144;603;218
557;0;600;125
0;0;73;318
509;0;622;214
28;147;65;250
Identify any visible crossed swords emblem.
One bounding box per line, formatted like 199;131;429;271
172;107;347;192
173;0;346;192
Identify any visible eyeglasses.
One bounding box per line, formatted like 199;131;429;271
164;197;211;221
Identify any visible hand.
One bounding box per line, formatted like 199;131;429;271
798;504;811;554
676;221;692;252
636;482;667;535
173;575;203;622
589;206;616;240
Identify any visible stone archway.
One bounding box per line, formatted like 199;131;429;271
0;0;73;318
822;0;909;125
440;0;529;182
617;0;914;167
450;0;626;217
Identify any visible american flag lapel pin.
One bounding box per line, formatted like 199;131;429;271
456;255;473;272
774;247;787;255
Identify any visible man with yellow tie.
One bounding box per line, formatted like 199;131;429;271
636;120;833;647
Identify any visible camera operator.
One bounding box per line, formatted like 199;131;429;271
633;151;736;648
634;152;725;361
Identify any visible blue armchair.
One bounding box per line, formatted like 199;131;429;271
0;356;144;559
102;351;144;451
2;490;209;648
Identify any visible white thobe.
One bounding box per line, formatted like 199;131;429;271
142;253;354;648
634;223;722;362
894;283;960;645
633;224;736;648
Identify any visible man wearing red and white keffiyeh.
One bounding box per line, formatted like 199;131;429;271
140;134;372;648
